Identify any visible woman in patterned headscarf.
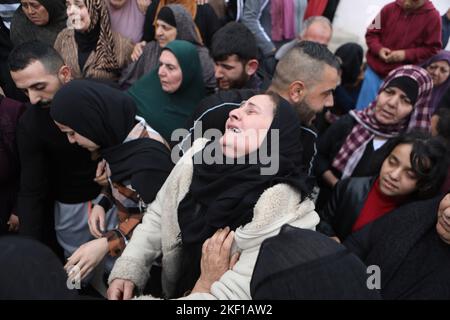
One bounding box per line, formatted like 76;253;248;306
10;0;67;47
314;65;433;210
54;0;134;81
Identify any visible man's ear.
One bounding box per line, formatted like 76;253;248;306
58;65;72;84
245;59;259;77
288;80;306;104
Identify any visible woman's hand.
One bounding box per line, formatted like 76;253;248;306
131;41;147;62
107;279;136;300
192;227;240;294
64;238;109;281
7;214;19;232
88;204;106;238
94;159;108;187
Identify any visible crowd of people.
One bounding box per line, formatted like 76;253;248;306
0;0;450;300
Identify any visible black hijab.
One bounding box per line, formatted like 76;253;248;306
173;96;312;297
50;80;173;203
335;43;363;86
75;21;101;71
178;96;311;245
10;0;67;46
250;225;381;300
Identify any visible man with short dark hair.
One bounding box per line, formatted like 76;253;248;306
211;22;268;91
8;41;112;258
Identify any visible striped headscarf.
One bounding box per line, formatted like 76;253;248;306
153;0;203;44
332;65;433;179
84;0;119;72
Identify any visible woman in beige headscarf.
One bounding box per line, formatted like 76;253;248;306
54;0;133;81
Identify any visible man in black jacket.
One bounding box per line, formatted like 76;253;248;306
210;22;270;92
8;41;111;258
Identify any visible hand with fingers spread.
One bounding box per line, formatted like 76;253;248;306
94;159;108;187
64;238;109;281
88;204;106;238
437;193;450;245
192;227;240;294
107;279;135;300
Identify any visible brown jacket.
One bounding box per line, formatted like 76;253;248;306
54;28;133;81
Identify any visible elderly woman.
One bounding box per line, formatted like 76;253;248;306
54;0;133;81
142;0;221;48
50;80;173;281
127;39;206;145
120;4;215;91
10;0;67;46
314;65;433;209
423;50;450;114
106;93;319;299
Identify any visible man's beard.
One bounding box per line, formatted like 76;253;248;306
37;100;52;108
219;72;251;90
292;99;317;127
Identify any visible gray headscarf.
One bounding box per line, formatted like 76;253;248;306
10;0;67;46
119;4;215;91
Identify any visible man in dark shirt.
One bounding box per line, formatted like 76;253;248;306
8;41;109;258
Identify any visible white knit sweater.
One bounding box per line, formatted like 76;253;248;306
108;139;320;299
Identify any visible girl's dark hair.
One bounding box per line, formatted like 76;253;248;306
383;130;449;198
